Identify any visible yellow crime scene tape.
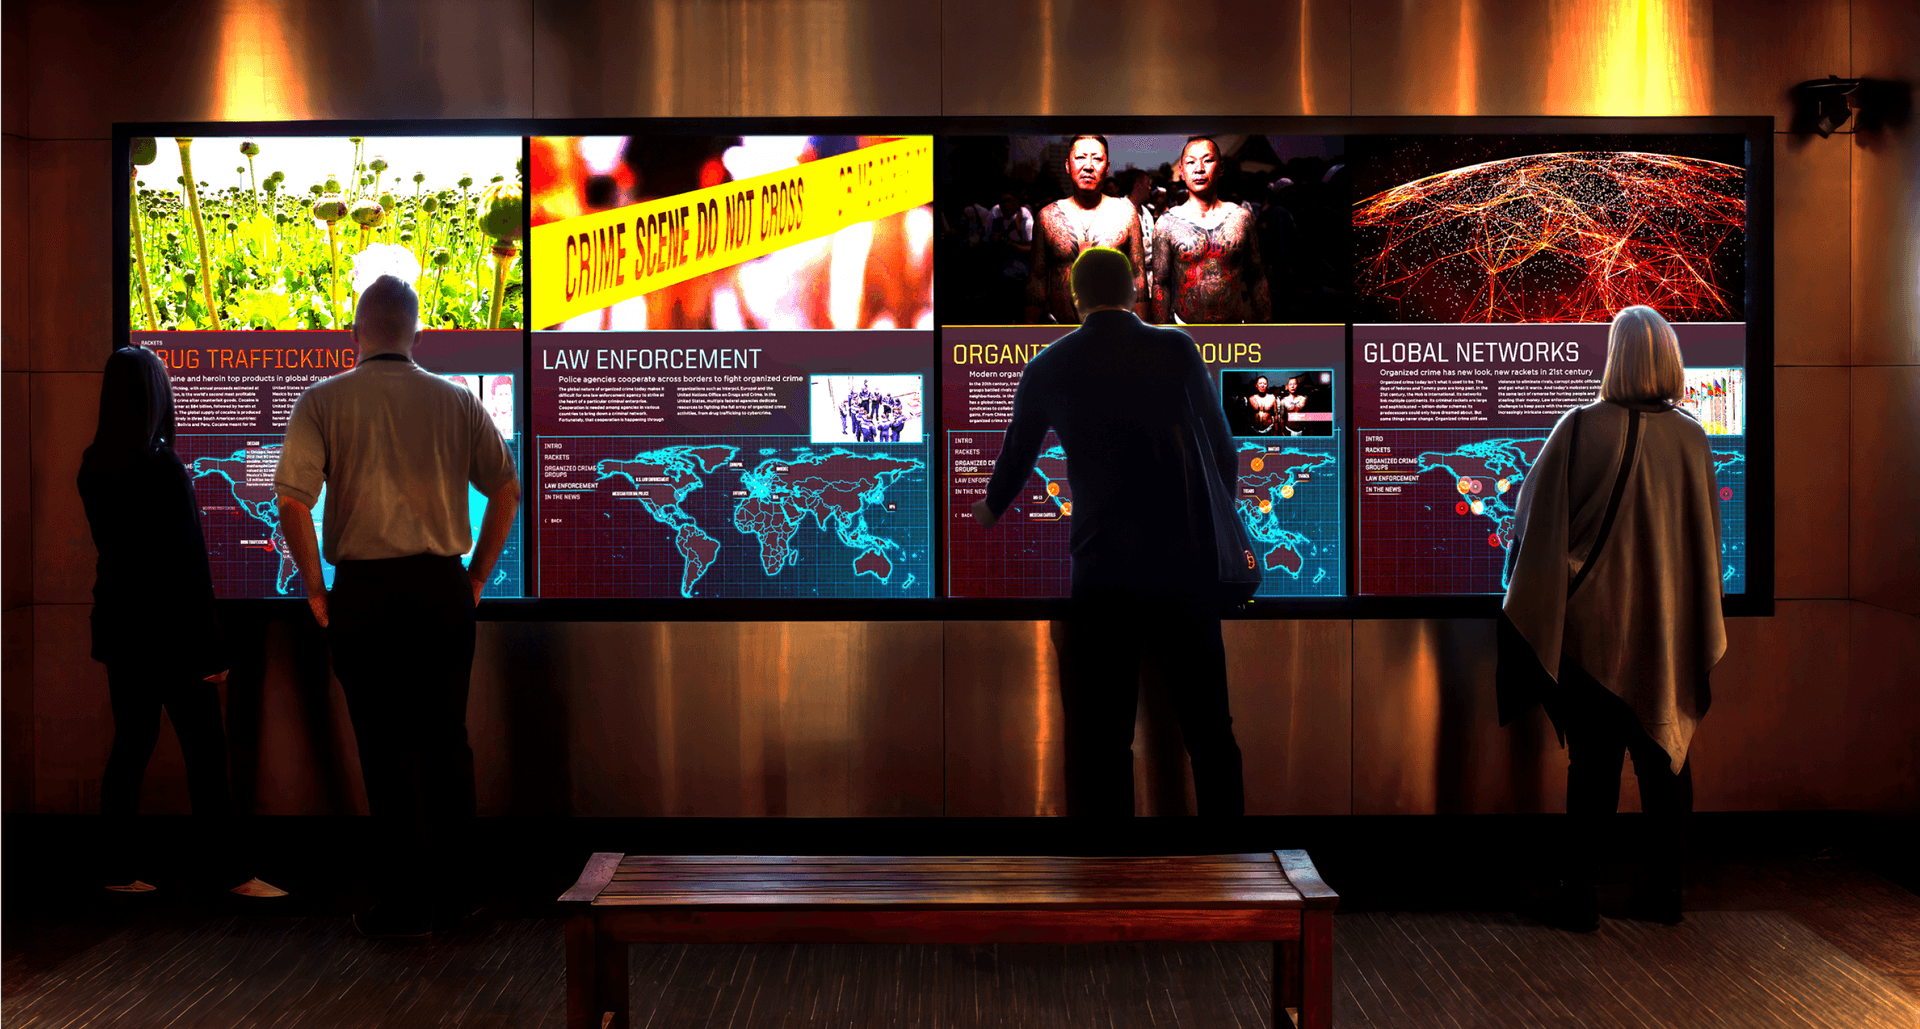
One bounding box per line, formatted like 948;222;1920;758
532;136;933;326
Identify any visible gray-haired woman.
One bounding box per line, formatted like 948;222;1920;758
1498;305;1727;931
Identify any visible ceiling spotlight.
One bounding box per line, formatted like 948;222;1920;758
1790;76;1861;138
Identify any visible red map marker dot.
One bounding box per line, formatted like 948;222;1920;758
1720;486;1732;501
1455;501;1470;515
1468;479;1483;494
1488;533;1503;547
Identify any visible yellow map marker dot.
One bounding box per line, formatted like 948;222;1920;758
1280;483;1295;500
1470;499;1484;515
1496;478;1510;493
1259;499;1273;514
1457;477;1473;494
1059;501;1071;515
1046;481;1060;497
1250;457;1265;472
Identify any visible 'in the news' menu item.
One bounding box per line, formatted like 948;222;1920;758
137;331;527;599
946;326;1347;598
533;333;933;598
1353;323;1747;596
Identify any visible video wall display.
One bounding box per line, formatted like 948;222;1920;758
527;135;936;598
116;121;1766;611
1349;134;1750;596
938;133;1351;597
127;134;525;598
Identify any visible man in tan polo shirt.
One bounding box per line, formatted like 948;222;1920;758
275;274;520;938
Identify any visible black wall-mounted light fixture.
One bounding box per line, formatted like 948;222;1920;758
1790;76;1860;137
1790;76;1913;139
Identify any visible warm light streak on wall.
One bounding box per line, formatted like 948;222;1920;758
212;1;309;120
1298;1;1318;115
1453;0;1478;115
1545;0;1709;114
652;1;681;115
1037;0;1056;114
1033;621;1056;815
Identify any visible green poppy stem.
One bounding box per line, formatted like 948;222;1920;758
175;139;221;330
130;177;158;330
488;243;517;330
327;222;341;327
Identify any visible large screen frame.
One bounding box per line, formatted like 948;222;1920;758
114;116;1772;621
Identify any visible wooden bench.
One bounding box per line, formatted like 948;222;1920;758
559;851;1338;1029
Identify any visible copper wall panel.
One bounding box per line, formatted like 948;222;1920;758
1689;603;1851;810
26;139;108;372
224;615;366;817
31;602;106;813
941;0;1351;116
1849;0;1920;366
1225;619;1352;816
466;621;941;817
1850;367;1920;614
1773;134;1852;367
3;371;28;611
28;372;98;605
1351;618;1566;815
25;0;534;139
3;606;33;813
2;1;23;136
1772;366;1848;599
533;0;940;117
1708;0;1847;120
1846;602;1920;811
944;621;1062;816
3;133;25;372
847;621;945;816
1350;0;1549;116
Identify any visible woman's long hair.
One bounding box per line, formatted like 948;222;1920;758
1600;305;1684;405
83;346;176;472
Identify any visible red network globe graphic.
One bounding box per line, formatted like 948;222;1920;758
1355;152;1746;323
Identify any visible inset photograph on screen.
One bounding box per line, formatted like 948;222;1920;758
529;135;937;600
127;134;527;600
1222;369;1334;437
1350;134;1749;598
810;375;923;444
939;133;1350;600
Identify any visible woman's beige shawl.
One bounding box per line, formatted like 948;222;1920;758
1500;400;1727;773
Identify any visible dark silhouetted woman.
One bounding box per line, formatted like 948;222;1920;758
78;345;282;898
1500;305;1726;930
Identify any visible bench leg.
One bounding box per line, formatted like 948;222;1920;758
1298;909;1333;1029
565;915;598;1029
1273;938;1301;1024
595;934;630;1029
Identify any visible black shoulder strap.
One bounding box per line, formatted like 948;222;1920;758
1567;407;1641;597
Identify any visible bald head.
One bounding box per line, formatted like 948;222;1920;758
354;275;421;355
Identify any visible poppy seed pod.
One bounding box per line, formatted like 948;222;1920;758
399;231;413;243
490;174;505;183
421;195;439;213
275;211;291;226
324;175;341;193
225;219;238;232
412;171;425;184
400;220;417;233
378;192;396;210
348;136;363;145
349;197;386;227
310;184;323;197
431;247;452;268
240;141;260;157
131;138;158;166
183;271;196;288
476;180;523;242
312;195;348;222
370;157;388;173
458;175;473;189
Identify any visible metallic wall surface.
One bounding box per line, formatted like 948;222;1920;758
6;0;1918;815
534;0;941;117
940;0;1352;116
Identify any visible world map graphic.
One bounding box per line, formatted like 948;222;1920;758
1361;429;1746;595
180;436;523;598
547;439;931;598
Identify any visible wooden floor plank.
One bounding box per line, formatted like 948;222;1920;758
7;906;1918;1028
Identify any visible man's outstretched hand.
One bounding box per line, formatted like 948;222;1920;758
971;499;1000;530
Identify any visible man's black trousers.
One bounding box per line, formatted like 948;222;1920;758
1059;588;1245;817
327;553;476;910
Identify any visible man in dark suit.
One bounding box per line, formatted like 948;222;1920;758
972;247;1245;816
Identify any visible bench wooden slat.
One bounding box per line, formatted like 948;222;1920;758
558;852;624;904
594;906;1303;945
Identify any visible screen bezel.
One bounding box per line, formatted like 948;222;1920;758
113;116;1773;621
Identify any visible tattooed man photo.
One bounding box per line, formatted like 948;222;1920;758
1026;136;1147;324
1152;137;1272;324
